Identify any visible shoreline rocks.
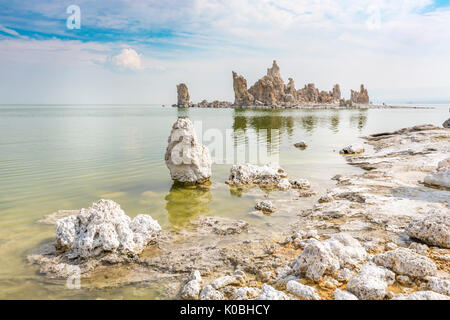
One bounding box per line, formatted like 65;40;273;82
165;118;212;185
405;214;450;248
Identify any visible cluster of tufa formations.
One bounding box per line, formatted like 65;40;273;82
175;60;370;108
232;60;369;107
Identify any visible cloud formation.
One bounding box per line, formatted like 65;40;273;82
112;48;143;71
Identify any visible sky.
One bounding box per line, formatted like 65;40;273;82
0;0;450;104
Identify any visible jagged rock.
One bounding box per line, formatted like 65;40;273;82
293;234;367;281
226;163;287;188
294;141;307;149
372;248;437;278
340;144;365;155
285;78;297;99
298;83;319;103
181;270;202;300
200;285;224;300
165;118;212;185
405;213;450;248
333;289;358;300
232;71;254;106
332;84;341;102
346;262;395;300
176;83;191;107
255;284;290;300
425;277;450;296
255;200;276;213
286;281;321;300
408;242;428;255
210;275;243;289
443;118;450;128
247;61;285;106
233;287;260;300
392;291;449;300
351;84;370;104
55;199;161;260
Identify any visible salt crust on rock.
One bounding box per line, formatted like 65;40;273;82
226;163;287;188
372;248;437;279
293;234;367;281
286;280;321;300
346;262;395;300
255;284;290;300
55;199;161;259
392;291;449;300
406;213;450;248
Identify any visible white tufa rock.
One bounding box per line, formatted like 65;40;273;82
372;248;437;279
346;262;395;300
199;285;224;300
286;281;321;300
293;233;367;281
333;289;359;300
181;270;202;300
55;199;161;259
232;287;260;300
289;179;311;190
255;200;276;213
294;141;308;149
405;213;450;248
165;118;212;184
424;167;450;189
426;277;450;296
226;163;287;188
255;284;290;300
340;144;365;155
277;178;291;190
392;291;449;300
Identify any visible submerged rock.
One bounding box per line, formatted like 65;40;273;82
165;118;212;185
405;213;450;249
55;199;161;260
226;163;287;188
293;234;367;281
346;262;395;300
372;248;437;279
340;144;365;155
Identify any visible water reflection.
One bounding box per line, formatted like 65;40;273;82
350;112;368;131
299;115;318;132
165;184;212;227
329;112;340;133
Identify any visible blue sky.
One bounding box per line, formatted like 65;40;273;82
1;0;450;104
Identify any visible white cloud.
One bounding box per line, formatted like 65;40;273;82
112;48;143;71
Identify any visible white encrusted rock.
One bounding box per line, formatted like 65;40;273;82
277;178;291;190
340;144;365;155
165;118;212;184
286;281;321;300
392;291;449;300
200;285;224;300
424;167;450;189
289;179;311;190
255;284;290;300
232;287;260;300
181;270;202;300
55;199;161;259
405;213;450;248
210;275;242;289
333;289;359;300
372;248;437;278
426;277;450;296
255;200;276;213
346;262;395;300
293;234;367;281
226;163;287;188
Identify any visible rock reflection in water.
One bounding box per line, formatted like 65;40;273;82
350;111;368;131
165;184;212;227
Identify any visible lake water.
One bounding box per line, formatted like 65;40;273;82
0;104;448;299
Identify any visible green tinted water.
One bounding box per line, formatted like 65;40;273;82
0;104;448;299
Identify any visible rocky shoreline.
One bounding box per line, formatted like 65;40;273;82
29;124;449;300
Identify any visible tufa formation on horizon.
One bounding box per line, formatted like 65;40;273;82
174;60;370;108
232;60;369;107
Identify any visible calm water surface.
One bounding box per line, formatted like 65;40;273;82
0;104;448;299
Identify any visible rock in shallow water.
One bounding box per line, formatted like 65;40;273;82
255;200;276;213
165;118;212;185
340;144;365;155
226;163;287;188
405;213;450;249
55;199;161;260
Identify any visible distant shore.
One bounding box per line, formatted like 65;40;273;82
173;103;435;110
